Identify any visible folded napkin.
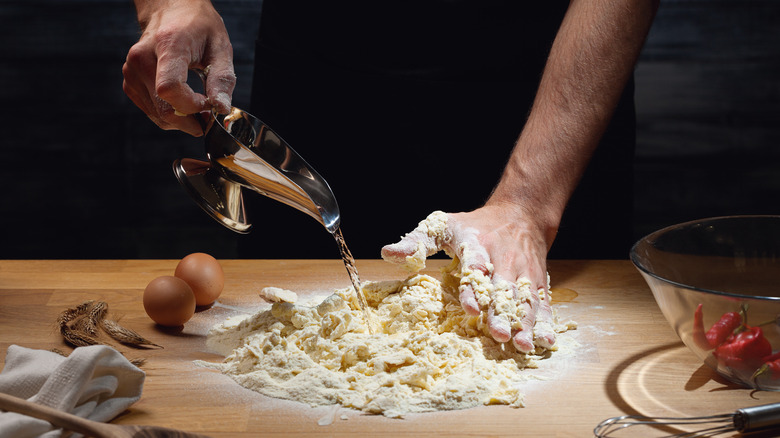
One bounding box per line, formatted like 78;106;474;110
0;344;145;438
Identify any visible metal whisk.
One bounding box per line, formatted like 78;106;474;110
594;402;780;437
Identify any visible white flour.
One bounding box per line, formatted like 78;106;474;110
198;263;575;418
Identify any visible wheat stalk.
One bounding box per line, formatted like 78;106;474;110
100;318;162;348
57;301;162;354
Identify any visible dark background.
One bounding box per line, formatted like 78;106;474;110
1;0;778;260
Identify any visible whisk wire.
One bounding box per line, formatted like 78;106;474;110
593;413;735;438
595;402;780;438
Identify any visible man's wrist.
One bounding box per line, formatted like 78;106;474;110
480;200;561;251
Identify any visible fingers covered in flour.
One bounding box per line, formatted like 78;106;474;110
532;286;557;350
485;276;556;354
483;229;553;353
458;283;481;316
486;279;514;343
487;276;536;353
381;211;451;271
508;278;557;353
449;222;491;317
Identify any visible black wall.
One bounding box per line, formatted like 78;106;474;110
1;0;778;259
633;0;780;237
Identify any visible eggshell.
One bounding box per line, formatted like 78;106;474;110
174;252;225;306
143;275;196;326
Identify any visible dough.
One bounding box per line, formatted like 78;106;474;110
200;262;574;418
258;286;298;303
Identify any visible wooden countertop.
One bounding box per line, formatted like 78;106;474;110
2;259;779;437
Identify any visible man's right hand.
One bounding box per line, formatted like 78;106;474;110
122;0;236;136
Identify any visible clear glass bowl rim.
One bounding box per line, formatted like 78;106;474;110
630;214;780;301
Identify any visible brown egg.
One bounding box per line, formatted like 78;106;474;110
174;252;225;306
143;276;196;326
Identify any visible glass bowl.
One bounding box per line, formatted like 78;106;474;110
631;216;780;390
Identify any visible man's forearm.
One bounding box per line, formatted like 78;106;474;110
488;0;658;245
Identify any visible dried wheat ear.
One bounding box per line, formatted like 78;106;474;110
57;300;162;351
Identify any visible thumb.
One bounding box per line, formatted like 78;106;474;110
381;211;450;270
381;229;436;262
204;60;235;114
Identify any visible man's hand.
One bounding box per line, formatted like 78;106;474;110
122;0;236;136
381;207;557;353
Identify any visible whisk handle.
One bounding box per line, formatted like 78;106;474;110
734;402;780;432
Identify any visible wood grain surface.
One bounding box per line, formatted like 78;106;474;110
2;259;780;437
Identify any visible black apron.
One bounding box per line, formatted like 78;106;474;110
240;0;635;260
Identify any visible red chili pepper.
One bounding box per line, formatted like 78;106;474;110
693;304;743;350
706;311;742;347
713;326;772;373
762;351;780;363
765;360;780;379
753;358;780;381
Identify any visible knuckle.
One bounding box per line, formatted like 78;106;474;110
124;43;155;73
155;78;180;98
125;43;146;64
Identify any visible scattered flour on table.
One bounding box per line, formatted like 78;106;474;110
196;212;577;418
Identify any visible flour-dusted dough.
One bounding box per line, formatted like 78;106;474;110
258;286;298;303
200;263;574;418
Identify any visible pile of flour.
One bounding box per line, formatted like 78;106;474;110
199;261;575;418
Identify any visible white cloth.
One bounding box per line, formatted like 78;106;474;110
0;344;145;438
